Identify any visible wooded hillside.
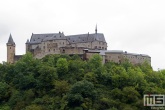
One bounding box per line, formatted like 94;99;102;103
0;53;165;110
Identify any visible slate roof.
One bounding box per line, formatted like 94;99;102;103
123;52;150;57
7;34;15;45
29;32;66;44
92;50;150;57
66;33;106;44
28;32;106;44
103;50;123;54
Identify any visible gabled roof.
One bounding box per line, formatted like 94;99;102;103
29;32;66;44
7;34;15;45
66;33;106;44
99;50;150;57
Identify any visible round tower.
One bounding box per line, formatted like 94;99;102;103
26;39;29;53
6;34;15;63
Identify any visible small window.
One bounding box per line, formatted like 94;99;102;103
54;49;55;51
49;49;50;52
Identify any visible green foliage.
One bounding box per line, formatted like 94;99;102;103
0;82;11;103
56;58;68;78
52;80;70;97
88;54;103;75
0;104;11;110
0;53;164;109
37;65;57;90
68;80;97;108
25;105;43;110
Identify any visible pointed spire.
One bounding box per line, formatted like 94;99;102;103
7;33;15;45
95;24;97;34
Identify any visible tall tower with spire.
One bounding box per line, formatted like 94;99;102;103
6;34;15;63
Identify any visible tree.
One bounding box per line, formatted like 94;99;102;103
37;65;57;90
111;66;128;89
25;104;43;110
52;80;70;97
122;86;140;104
0;82;11;103
88;54;102;69
56;58;68;78
88;54;103;76
68;80;97;108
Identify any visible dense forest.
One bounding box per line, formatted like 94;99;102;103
0;53;165;110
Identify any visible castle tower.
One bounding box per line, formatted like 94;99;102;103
6;34;15;63
26;39;29;53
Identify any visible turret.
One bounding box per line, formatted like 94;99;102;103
26;39;29;53
6;34;15;63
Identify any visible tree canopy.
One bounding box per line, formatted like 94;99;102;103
0;53;164;110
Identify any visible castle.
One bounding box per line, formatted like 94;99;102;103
6;26;151;65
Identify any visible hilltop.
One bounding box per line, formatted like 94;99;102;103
0;53;164;110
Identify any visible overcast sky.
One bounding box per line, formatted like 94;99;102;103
0;0;165;70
